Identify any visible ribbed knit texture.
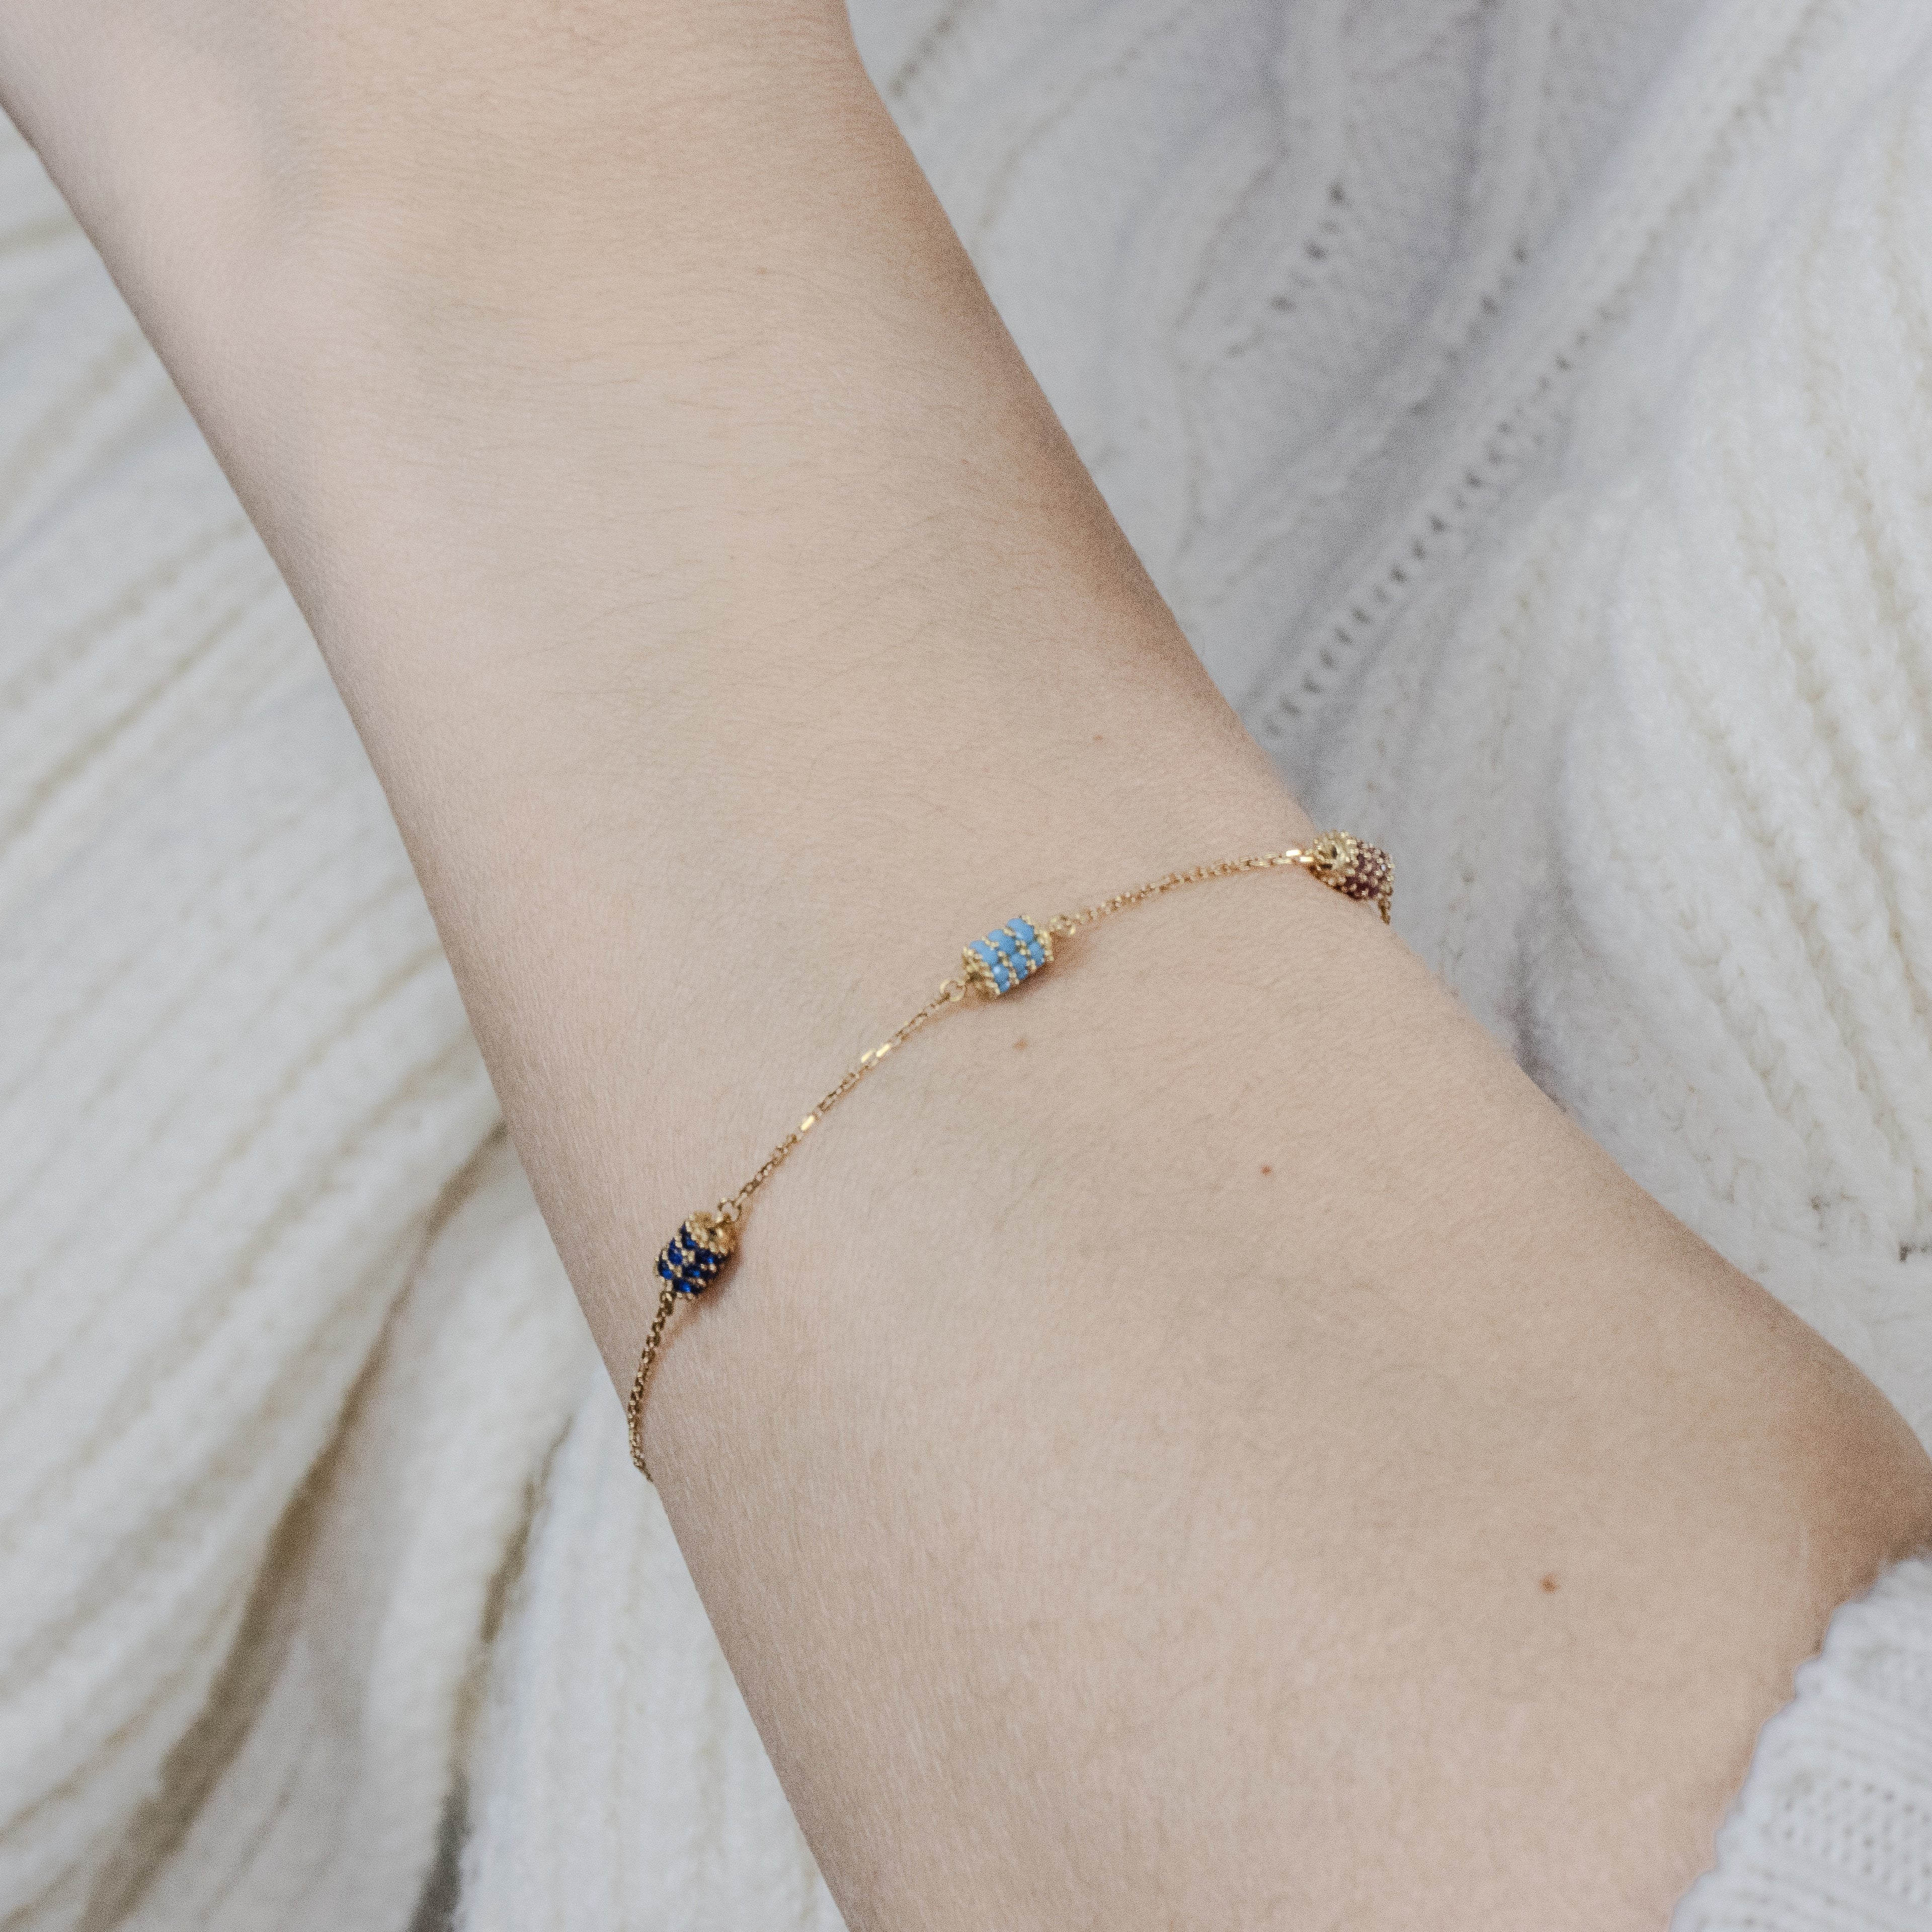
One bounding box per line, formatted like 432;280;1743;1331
1;4;1929;1925
1674;1558;1932;1931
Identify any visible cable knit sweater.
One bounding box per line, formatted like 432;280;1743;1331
2;2;1930;1926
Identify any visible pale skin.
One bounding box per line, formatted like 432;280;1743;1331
5;6;1930;1928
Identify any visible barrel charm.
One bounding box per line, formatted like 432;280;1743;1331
961;915;1053;996
1305;832;1394;924
656;1210;737;1298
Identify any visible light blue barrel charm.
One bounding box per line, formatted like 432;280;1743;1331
961;915;1053;996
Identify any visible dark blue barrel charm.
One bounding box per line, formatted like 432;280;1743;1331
656;1211;737;1297
961;915;1053;996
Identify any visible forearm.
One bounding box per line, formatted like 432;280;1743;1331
8;0;1300;1383
8;8;1929;1929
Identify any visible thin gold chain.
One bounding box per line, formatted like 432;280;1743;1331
627;836;1387;1476
1052;846;1317;933
626;1280;680;1480
716;977;971;1227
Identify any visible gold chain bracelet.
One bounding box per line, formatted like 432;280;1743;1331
626;830;1392;1477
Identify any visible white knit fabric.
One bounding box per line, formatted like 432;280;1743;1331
2;2;1929;1925
1675;1559;1932;1931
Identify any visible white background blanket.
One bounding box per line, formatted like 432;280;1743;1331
3;2;1930;1925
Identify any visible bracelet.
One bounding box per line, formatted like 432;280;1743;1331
626;829;1392;1477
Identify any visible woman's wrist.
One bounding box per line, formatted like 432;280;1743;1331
14;16;1930;1924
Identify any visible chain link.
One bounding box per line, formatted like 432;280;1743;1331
625;1279;680;1479
714;975;972;1227
1048;845;1315;936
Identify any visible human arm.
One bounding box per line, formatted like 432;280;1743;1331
4;6;1929;1927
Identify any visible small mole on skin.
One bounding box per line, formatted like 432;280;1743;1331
1093;733;1105;742
1012;1036;1028;1051
1260;1164;1273;1176
1540;1574;1560;1593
